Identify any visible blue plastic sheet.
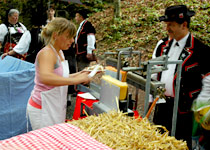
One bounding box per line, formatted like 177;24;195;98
0;56;35;140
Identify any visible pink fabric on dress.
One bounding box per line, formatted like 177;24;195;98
31;47;63;106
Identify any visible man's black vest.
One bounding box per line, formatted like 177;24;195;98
155;34;210;112
75;20;96;55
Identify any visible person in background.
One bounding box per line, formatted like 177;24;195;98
46;4;55;25
63;9;97;97
25;4;46;63
0;9;31;60
26;4;55;63
27;17;91;130
152;5;210;149
63;42;77;98
73;9;97;71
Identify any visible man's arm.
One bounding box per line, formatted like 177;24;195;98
13;30;31;55
197;75;210;101
86;34;96;60
87;34;95;54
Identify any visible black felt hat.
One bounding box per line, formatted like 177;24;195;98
77;9;89;19
159;5;195;22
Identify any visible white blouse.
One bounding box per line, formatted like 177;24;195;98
0;22;31;54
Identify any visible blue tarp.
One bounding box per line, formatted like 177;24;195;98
0;56;35;140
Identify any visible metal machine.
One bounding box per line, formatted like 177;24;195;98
77;47;140;118
78;47;182;136
123;55;182;136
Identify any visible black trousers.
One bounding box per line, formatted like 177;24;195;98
76;53;90;72
65;53;77;94
153;98;193;149
200;127;210;149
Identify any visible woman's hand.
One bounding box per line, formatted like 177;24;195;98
1;53;9;59
79;72;92;84
1;50;16;59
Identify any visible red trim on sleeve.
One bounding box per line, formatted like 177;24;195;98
189;89;201;98
202;72;210;79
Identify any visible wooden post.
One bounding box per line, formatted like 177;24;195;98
114;0;121;18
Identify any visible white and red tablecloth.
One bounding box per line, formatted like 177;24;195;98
0;123;112;150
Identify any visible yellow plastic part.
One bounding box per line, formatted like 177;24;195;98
194;105;210;130
102;75;128;100
105;66;127;82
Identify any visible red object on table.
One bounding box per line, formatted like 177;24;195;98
73;92;99;120
73;92;140;120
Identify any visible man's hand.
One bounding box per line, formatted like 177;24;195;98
86;53;97;61
86;53;93;60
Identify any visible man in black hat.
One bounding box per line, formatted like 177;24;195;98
152;5;210;149
73;9;97;71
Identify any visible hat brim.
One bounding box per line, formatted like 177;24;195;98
187;10;195;17
159;15;168;21
159;10;195;22
159;15;175;22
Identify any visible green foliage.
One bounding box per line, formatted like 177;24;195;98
0;0;24;24
81;0;104;12
89;0;210;62
1;0;210;62
0;0;107;29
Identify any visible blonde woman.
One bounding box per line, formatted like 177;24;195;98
27;17;91;130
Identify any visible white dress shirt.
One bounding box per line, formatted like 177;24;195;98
75;20;85;44
161;33;189;97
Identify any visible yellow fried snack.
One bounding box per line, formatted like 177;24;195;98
69;111;188;150
85;64;104;72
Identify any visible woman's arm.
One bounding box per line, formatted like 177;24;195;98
69;69;91;78
38;48;91;86
1;50;16;59
69;71;82;78
13;30;31;54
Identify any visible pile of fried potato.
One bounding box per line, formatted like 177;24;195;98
69;111;188;150
85;64;104;72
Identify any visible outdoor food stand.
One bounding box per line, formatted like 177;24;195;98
0;48;189;149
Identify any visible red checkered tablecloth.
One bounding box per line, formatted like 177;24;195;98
0;123;112;150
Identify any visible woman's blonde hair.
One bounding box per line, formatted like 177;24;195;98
41;17;76;45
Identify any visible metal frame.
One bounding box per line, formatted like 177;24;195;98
81;48;182;136
144;58;182;136
105;47;141;80
105;47;141;111
116;49;141;80
124;55;182;136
